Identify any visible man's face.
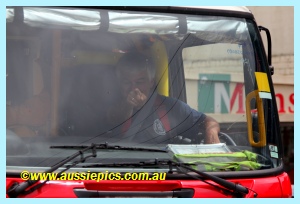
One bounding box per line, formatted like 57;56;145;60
119;68;154;98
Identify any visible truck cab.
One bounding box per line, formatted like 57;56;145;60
6;6;292;198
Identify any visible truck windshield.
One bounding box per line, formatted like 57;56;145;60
6;7;282;174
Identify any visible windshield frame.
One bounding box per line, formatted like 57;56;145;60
6;6;285;178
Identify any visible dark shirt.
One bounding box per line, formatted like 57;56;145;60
117;94;207;145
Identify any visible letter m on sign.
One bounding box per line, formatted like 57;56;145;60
198;74;230;113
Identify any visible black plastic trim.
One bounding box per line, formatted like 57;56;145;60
80;6;255;20
7;163;286;180
74;188;194;198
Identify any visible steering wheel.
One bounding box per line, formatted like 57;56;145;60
172;132;237;146
218;132;237;146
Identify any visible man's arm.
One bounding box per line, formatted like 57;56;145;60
204;115;220;144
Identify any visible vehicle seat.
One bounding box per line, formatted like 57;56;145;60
58;65;119;136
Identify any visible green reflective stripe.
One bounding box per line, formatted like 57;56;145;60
174;150;261;171
174;150;257;161
242;150;258;162
175;150;256;159
188;160;261;171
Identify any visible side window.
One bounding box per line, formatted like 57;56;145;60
182;43;246;124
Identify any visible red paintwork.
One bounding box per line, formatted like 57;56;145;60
287;169;294;184
6;172;292;198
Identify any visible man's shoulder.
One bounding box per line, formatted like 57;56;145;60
156;94;187;108
156;94;177;104
155;94;205;121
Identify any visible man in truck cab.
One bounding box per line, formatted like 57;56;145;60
107;52;220;145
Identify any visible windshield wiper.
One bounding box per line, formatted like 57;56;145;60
83;159;251;198
172;161;252;198
50;143;168;153
7;143;98;198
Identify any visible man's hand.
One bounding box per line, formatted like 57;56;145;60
107;88;148;125
204;115;220;144
126;88;147;108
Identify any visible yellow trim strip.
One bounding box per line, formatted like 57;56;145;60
151;41;169;96
255;72;270;93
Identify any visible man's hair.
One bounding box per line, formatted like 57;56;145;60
115;52;156;80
